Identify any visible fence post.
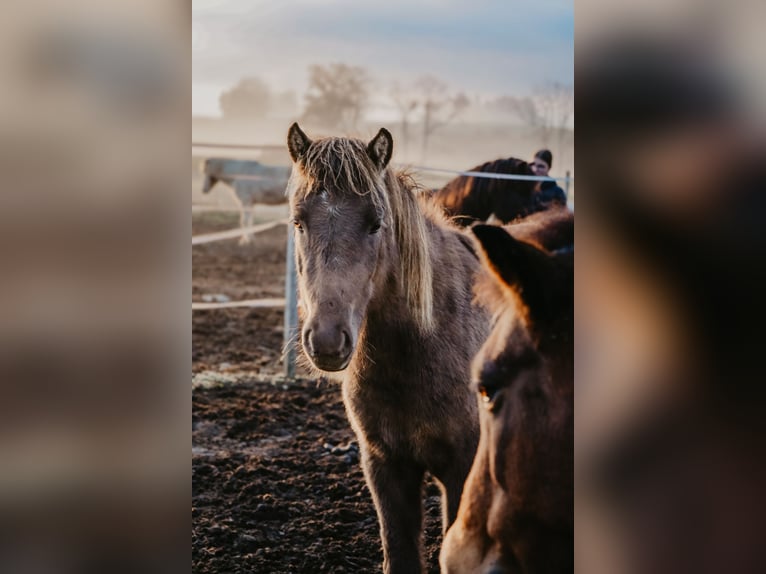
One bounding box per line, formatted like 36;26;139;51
283;225;298;379
564;170;571;198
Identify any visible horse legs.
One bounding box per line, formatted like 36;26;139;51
436;462;473;534
433;436;479;533
238;206;254;245
362;452;425;574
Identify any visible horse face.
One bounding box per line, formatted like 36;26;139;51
201;158;222;194
291;188;385;371
286;123;393;373
202;175;217;194
441;224;573;573
441;310;549;573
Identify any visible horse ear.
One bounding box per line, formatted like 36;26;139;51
287;122;312;163
472;224;550;316
367;128;393;171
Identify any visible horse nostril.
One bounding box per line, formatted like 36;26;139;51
304;329;315;355
341;330;351;353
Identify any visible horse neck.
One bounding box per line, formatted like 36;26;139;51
366;277;408;333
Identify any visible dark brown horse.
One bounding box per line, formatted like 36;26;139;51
429;158;537;227
441;208;574;573
285;123;491;574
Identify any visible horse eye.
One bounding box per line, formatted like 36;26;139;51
369;221;381;234
293;218;304;232
477;381;501;407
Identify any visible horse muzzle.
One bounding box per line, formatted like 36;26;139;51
302;324;353;372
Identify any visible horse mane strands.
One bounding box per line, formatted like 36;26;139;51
388;170;434;332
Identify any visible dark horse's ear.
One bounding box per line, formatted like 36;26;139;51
472;224;551;318
367;128;393;171
287;122;312;163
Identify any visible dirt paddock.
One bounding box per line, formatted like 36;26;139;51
192;212;444;573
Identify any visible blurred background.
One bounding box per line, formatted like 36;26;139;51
0;1;188;573
576;1;766;573
192;0;574;203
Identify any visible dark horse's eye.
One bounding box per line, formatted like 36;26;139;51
293;218;304;232
369;221;381;235
477;380;502;408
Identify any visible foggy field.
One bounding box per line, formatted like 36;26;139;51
193;116;574;174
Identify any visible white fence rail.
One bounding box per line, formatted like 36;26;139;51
193;142;574;184
191;219;287;245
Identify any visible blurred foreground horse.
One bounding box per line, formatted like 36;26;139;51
441;209;574;573
201;158;291;244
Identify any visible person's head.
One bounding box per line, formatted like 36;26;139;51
531;149;553;177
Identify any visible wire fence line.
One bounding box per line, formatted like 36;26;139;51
404;164;573;184
192;142;574;183
202;165;571;184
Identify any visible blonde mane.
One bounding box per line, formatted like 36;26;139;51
287;137;434;331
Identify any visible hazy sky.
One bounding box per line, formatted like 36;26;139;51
192;0;573;117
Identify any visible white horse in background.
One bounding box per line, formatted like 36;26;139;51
201;158;292;245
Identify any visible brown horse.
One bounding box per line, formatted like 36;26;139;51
441;209;574;573
429;158;537;227
286;123;491;573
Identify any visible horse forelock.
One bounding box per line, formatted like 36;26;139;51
289;136;435;332
289;137;383;206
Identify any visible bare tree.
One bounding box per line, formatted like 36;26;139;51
536;82;574;151
271;90;299;118
219;77;271;120
302;63;370;131
414;75;469;161
493;82;574;164
390;82;419;159
493;95;543;131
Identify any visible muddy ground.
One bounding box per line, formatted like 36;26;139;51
192;212;444;573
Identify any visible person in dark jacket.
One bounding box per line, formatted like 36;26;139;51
530;149;568;211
